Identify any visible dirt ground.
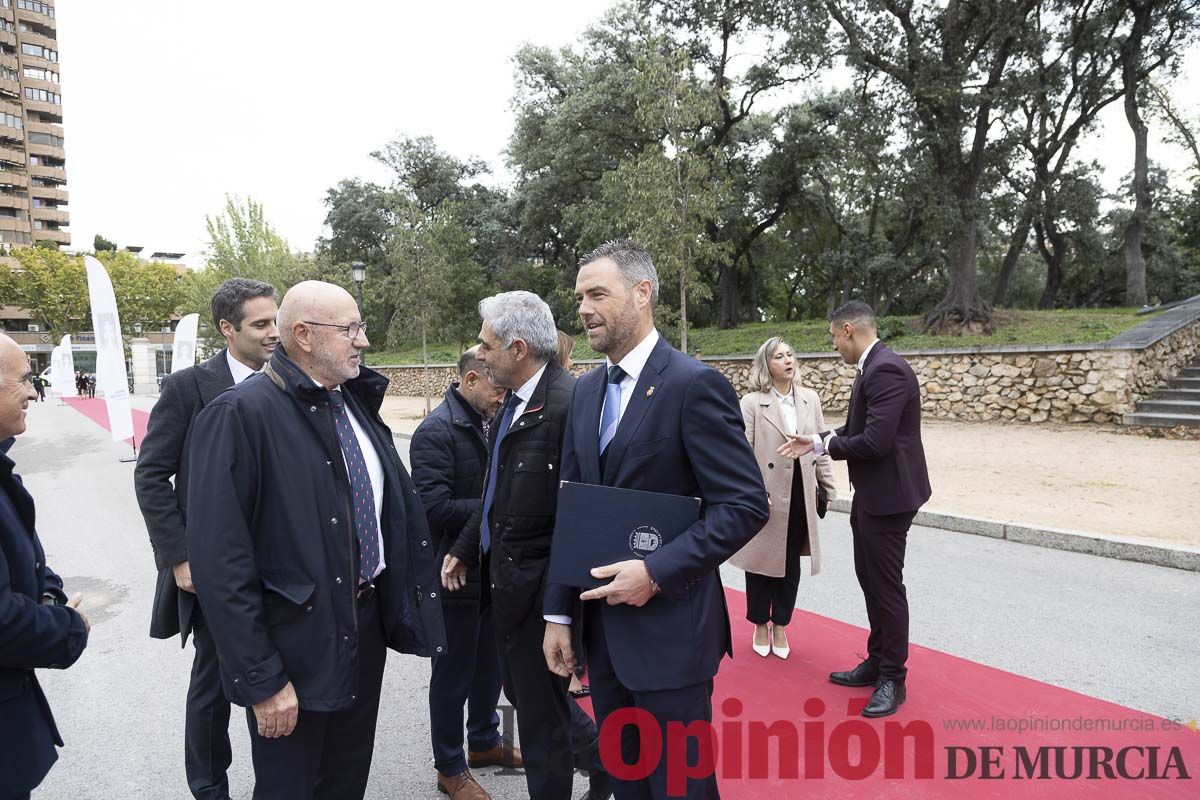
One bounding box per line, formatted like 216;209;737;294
382;396;1200;548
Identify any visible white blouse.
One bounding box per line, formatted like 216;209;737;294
772;387;798;435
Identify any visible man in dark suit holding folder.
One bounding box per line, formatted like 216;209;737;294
543;239;769;800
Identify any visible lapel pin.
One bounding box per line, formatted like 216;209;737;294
646;386;655;397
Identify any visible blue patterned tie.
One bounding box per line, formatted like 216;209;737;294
599;364;625;454
328;392;381;584
480;393;519;554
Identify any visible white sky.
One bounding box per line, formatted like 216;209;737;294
55;1;1200;266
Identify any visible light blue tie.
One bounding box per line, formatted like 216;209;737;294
599;364;625;454
480;393;519;554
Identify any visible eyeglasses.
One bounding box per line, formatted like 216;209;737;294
303;320;367;340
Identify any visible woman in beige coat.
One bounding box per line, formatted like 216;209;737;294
729;336;837;659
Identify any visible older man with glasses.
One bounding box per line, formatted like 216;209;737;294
186;281;445;800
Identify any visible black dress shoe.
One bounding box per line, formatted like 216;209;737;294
829;659;880;687
862;679;906;718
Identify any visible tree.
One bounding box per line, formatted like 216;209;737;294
5;246;89;333
1118;0;1199;306
565;35;729;350
192;197;323;341
97;249;188;333
827;0;1039;333
650;0;829;328
93;233;117;252
4;248;187;337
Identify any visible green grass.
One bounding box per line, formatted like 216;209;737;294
368;308;1154;365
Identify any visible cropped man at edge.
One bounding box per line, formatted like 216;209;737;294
0;333;91;800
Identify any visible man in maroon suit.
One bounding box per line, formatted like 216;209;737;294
779;301;931;718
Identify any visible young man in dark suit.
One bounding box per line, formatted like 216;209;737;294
543;240;769;800
0;333;91;800
780;300;931;718
133;278;278;799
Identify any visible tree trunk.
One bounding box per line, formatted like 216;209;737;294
993;202;1035;307
718;264;739;329
1035;214;1068;309
1121;0;1153;307
923;201;994;334
421;311;431;415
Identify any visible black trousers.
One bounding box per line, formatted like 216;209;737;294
429;557;504;776
744;462;808;626
850;497;916;683
496;593;599;800
585;602;719;800
186;610;234;800
246;591;387;800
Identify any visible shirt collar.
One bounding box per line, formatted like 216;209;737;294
226;350;259;385
772;386;795;405
857;338;881;373
605;328;659;383
513;362;548;404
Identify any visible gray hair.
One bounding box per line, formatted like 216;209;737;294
478;291;559;363
578;238;660;306
747;336;793;393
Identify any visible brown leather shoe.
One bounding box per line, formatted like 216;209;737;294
436;769;491;800
467;742;523;769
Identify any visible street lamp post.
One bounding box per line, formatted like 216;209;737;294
351;260;366;365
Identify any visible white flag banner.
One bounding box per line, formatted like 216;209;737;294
84;256;135;443
171;313;199;374
49;334;78;398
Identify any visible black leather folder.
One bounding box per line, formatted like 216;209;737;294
548;481;701;589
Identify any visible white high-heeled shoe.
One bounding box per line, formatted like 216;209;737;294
772;629;790;660
752;627;771;658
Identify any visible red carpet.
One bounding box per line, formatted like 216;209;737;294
585;589;1199;797
63;397;150;449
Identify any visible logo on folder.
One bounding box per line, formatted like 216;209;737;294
628;525;663;558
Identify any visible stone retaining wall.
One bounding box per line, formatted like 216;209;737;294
373;314;1200;426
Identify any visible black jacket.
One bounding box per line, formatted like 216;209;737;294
410;383;488;604
1;438;88;796
186;347;446;711
133;350;234;642
827;343;931;516
452;360;574;637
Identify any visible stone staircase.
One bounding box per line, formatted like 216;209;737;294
1124;359;1200;428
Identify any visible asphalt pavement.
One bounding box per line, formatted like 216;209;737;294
14;400;1200;798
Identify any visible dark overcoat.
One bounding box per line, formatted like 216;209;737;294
186;348;445;711
133;350;234;642
0;438;88;796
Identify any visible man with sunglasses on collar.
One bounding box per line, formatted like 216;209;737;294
187;281;445;800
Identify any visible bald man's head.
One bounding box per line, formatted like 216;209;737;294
277;281;369;388
0;333;37;439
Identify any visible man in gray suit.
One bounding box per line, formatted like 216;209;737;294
133;278;278;800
